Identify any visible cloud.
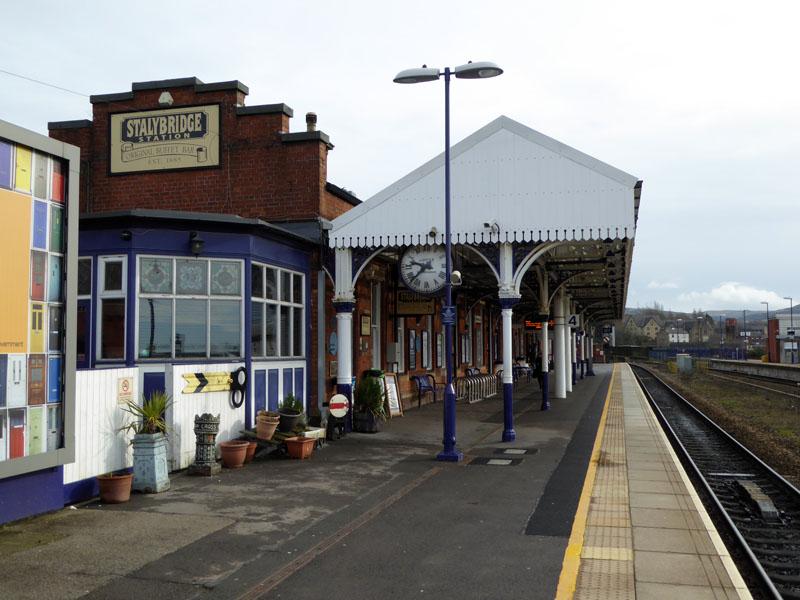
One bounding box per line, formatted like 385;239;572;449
677;282;788;310
647;281;679;289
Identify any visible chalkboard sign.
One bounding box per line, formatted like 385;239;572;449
383;373;403;418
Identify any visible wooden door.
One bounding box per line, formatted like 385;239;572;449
30;251;46;301
30;303;44;353
9;409;25;459
27;354;45;405
6;354;26;408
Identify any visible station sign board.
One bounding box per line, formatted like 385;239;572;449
109;104;220;174
397;290;434;316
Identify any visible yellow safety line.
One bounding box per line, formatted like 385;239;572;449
554;363;617;600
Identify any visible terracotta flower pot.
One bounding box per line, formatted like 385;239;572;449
219;440;249;468
257;419;278;441
97;472;133;503
244;441;257;463
284;436;315;460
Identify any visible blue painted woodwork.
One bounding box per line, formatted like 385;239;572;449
142;372;166;402
267;369;279;411
283;368;293;401
502;382;516;442
254;370;266;413
0;140;11;188
47;356;61;403
32;200;48;249
294;368;304;405
0;355;6;407
0;466;64;526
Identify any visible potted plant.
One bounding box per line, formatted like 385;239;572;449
118;390;174;493
277;394;307;433
97;471;134;503
353;377;387;433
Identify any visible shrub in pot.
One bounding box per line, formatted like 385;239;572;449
353;377;387;433
118;390;173;493
277;394;307;433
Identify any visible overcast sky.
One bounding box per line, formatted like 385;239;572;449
2;0;798;316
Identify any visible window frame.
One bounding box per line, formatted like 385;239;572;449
250;262;305;359
96;255;127;362
136;255;245;361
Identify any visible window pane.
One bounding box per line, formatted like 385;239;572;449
293;306;303;356
175;299;207;357
104;261;123;292
265;268;277;300
251;302;264;356
265;304;277;356
138;298;173;358
293;273;303;306
176;260;208;295
140;258;173;294
211;261;241;296
210;300;241;357
281;271;291;302
251;264;263;298
279;306;290;356
78;258;91;296
76;305;87;362
101;298;125;359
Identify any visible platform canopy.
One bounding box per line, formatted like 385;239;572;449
329;115;641;322
329;115;640;249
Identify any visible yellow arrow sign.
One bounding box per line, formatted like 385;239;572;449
182;372;233;394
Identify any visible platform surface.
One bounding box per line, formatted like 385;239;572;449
566;364;751;599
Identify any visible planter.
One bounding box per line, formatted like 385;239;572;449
353;411;383;433
284;436;315;460
277;409;301;433
132;433;170;493
257;410;280;423
97;472;133;503
244;441;257;463
257;419;278;441
219;440;249;468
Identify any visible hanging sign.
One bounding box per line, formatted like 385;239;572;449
397;290;434;316
568;314;580;329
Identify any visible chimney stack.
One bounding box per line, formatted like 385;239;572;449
306;112;317;132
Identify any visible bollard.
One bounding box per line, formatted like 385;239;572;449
188;413;221;476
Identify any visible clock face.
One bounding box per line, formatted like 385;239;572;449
399;245;447;295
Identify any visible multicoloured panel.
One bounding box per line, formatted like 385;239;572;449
0;141;66;463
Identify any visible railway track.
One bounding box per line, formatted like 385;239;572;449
632;364;800;600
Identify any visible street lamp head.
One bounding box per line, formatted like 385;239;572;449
393;66;441;84
454;61;503;79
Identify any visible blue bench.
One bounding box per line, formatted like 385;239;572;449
413;374;443;407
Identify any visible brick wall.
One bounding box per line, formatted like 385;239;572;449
49;78;343;221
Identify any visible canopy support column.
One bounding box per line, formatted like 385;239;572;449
554;288;567;399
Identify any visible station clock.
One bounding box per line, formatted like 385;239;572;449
399;245;448;295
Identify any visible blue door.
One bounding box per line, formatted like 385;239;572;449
0;355;7;408
32;200;48;249
47;356;62;403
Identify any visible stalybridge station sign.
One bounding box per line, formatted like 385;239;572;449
109;104;220;174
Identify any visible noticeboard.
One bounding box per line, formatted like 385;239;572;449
383;373;402;418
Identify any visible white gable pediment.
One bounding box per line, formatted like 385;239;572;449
330;116;639;248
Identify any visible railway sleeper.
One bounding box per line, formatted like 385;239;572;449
736;479;781;523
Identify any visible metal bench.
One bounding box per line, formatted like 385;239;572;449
413;374;444;407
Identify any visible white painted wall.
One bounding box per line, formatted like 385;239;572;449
167;362;244;471
64;367;138;485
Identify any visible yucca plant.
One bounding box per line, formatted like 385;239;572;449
118;390;174;437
